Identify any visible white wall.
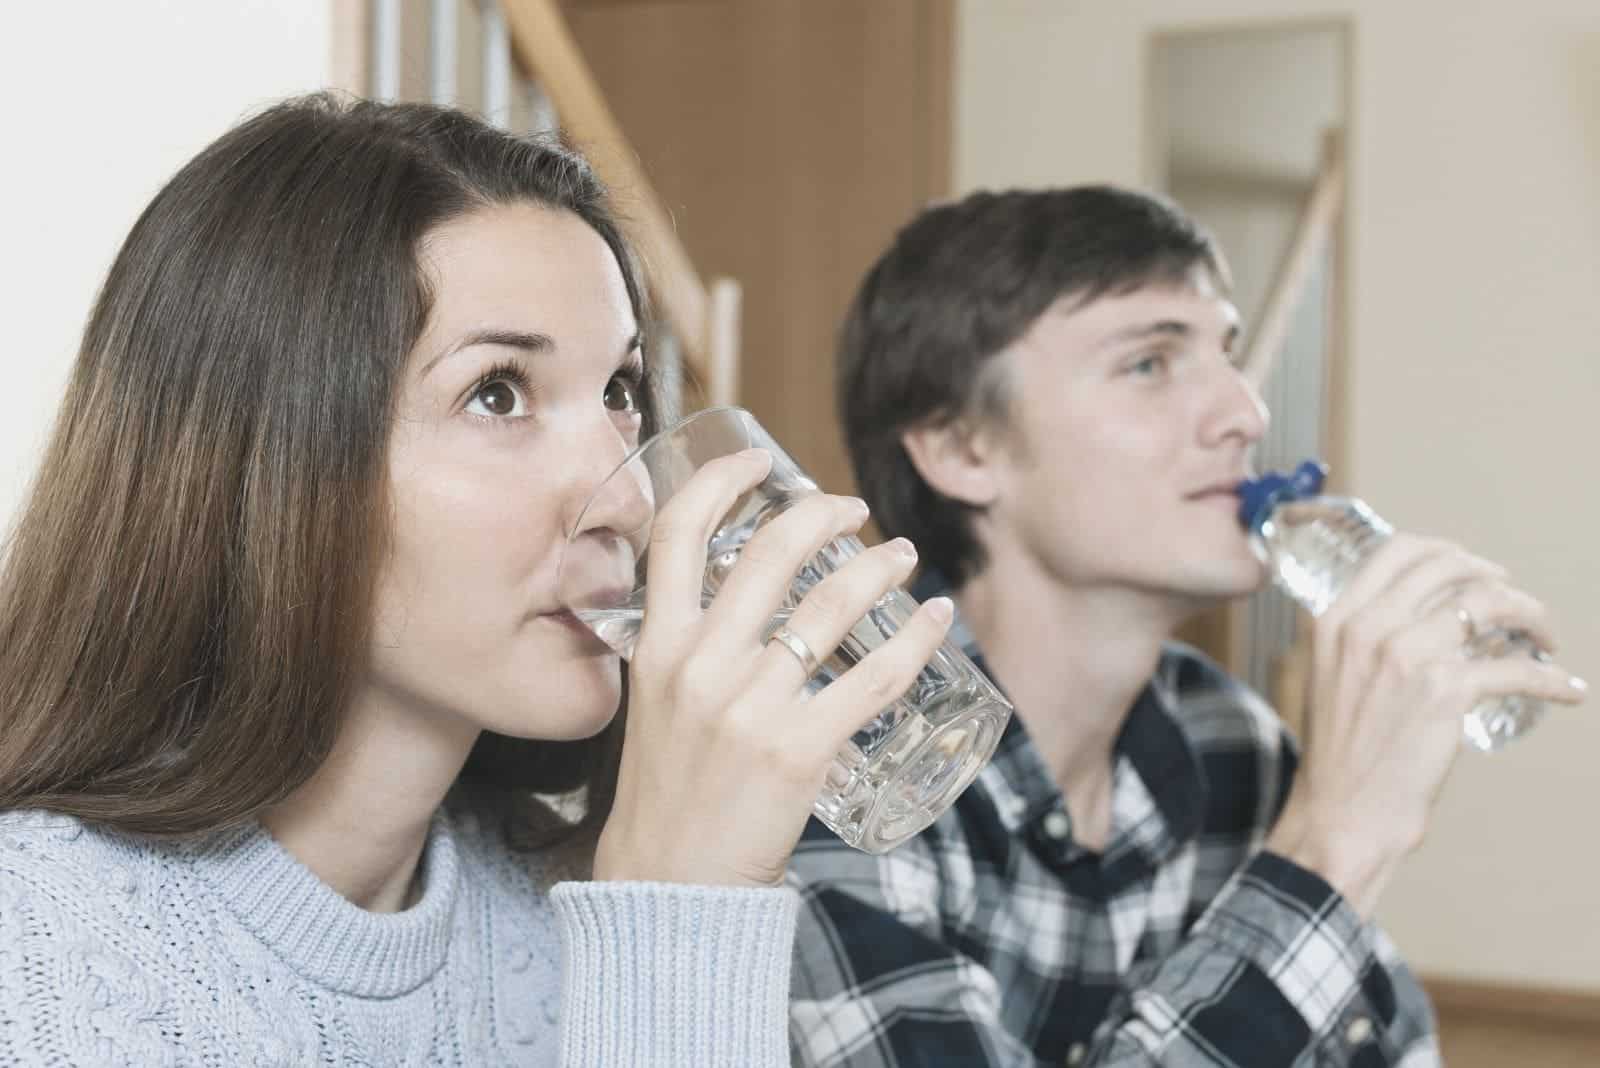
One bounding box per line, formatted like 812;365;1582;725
958;0;1600;991
0;1;332;534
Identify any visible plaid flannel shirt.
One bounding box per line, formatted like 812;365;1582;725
787;589;1441;1068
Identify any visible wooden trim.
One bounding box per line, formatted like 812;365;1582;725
1425;976;1600;1036
1167;166;1311;203
914;0;955;205
561;0;725;6
1241;127;1345;389
1266;624;1312;741
329;0;370;95
1148;14;1351;46
500;0;711;374
1323;31;1355;493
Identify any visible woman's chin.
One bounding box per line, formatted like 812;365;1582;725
482;669;623;741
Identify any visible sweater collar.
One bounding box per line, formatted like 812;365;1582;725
184;808;462;997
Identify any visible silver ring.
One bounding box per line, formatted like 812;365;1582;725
768;625;822;679
1456;605;1478;644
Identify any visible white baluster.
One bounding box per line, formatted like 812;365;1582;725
482;1;513;128
525;77;558;136
430;0;459;105
371;0;403;101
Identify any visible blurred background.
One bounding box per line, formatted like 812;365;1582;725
3;2;1597;1062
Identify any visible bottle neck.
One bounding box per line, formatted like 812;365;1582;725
1257;495;1393;617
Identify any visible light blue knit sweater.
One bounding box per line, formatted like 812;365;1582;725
0;805;797;1066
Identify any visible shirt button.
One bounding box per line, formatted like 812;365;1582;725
1043;810;1071;841
1065;1042;1087;1066
1345;1015;1374;1045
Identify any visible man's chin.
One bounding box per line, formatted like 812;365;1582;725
1174;559;1271;604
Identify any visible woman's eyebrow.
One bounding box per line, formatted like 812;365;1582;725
420;329;556;378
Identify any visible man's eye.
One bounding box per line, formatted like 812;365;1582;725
466;379;526;417
1130;353;1168;376
604;375;639;413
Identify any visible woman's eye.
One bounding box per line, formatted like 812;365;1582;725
466;379;526;417
604;374;639;413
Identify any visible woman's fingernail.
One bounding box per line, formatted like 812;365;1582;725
847;497;870;519
1570;675;1589;693
889;537;917;560
925;596;954;623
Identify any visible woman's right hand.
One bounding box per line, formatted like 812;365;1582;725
592;449;953;888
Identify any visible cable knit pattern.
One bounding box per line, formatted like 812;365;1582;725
0;807;796;1066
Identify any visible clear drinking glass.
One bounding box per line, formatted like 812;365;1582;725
557;406;1012;853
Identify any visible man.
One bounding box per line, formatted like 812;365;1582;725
786;187;1585;1067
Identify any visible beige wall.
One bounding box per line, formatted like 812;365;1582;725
1157;26;1342;329
1;1;332;534
957;0;1600;990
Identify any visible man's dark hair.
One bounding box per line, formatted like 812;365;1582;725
836;185;1227;587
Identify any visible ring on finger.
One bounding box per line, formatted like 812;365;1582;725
768;624;822;679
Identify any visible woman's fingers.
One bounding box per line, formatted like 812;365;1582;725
752;536;921;689
702;492;870;644
800;596;955;758
640;449;773;635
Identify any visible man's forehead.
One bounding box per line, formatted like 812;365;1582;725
1040;277;1240;342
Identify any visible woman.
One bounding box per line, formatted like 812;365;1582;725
0;95;950;1065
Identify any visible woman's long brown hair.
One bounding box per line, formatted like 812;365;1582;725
0;95;657;844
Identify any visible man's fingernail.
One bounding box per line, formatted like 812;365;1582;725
1570;675;1589;693
889;537;917;560
925;596;954;623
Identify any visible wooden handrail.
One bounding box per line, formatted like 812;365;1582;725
499;0;714;382
1241;127;1345;387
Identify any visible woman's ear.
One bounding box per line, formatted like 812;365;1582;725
900;418;1003;509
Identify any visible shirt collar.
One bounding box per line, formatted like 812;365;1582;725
913;569;1207;865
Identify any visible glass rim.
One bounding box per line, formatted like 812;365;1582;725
565;404;757;544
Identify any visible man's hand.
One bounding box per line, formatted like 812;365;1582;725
1265;534;1587;916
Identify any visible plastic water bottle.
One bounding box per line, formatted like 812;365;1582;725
1236;460;1546;752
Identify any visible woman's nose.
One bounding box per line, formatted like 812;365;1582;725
565;424;653;542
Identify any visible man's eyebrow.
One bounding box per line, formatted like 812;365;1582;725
420;329;556;378
1100;318;1243;350
1099;320;1193;348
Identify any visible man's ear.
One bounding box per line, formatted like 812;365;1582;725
900;417;1003;509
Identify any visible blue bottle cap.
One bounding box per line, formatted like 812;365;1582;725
1236;460;1328;532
